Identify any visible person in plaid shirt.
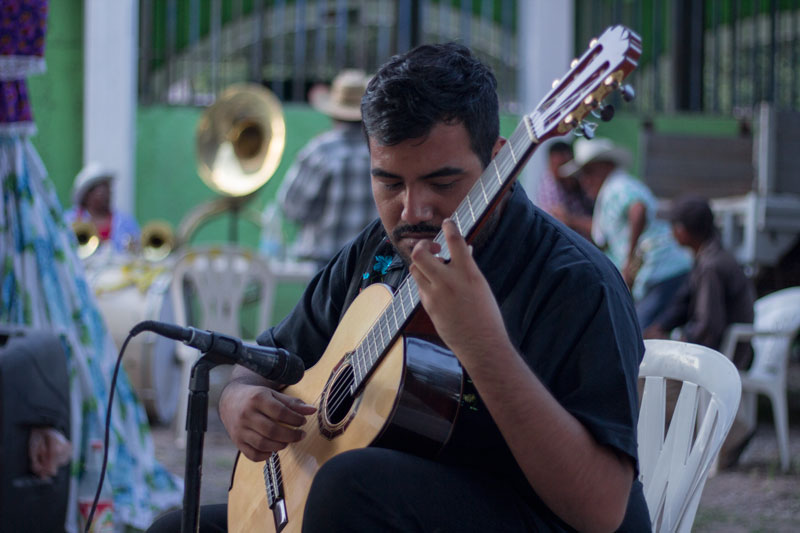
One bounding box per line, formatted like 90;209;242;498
278;69;377;268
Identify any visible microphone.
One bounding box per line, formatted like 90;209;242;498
131;320;305;385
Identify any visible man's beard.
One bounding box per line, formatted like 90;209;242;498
390;223;440;263
388;207;502;264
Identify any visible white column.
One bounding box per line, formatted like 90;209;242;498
517;0;574;201
84;0;139;215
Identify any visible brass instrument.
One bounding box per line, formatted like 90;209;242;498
140;220;175;262
180;84;286;245
195;83;286;198
72;220;100;259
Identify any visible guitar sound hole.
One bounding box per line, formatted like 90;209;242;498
319;363;357;438
326;365;355;424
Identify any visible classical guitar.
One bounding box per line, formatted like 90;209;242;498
228;25;642;533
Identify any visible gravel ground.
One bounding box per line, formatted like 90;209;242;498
151;361;800;531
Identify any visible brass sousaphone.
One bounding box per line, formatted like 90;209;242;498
178;83;286;242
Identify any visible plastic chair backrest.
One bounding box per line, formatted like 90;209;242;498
171;245;276;338
638;340;742;533
749;287;800;381
169;245;277;443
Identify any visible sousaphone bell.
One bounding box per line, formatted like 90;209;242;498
179;84;286;243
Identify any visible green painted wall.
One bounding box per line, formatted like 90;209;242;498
136;104;333;320
135;104;331;248
26;0;84;205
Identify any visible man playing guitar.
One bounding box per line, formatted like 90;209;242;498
150;38;650;532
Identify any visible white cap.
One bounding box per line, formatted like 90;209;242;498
72;162;114;206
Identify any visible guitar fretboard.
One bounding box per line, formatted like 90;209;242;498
350;117;538;392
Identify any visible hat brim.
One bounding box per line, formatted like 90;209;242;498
557;147;632;178
310;91;362;122
72;174;112;206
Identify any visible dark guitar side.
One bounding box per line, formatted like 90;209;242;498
228;283;463;533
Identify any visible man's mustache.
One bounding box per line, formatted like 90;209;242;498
392;223;441;241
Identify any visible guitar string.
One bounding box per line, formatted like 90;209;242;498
264;122;531;490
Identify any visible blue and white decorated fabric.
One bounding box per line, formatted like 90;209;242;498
0;136;183;531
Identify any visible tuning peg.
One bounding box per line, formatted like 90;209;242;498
620;84;636;102
574;121;598;139
598;104;615;122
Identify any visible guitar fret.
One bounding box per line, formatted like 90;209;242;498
354;348;365;383
479;176;489;205
409;282;419;307
507;138;518;163
452;212;462;235
369;332;379;364
376;318;386;352
466;193;477;224
524;115;539;143
381;316;391;346
398;288;407;317
493;160;503;186
391;302;400;329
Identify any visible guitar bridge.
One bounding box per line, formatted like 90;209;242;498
263;453;288;532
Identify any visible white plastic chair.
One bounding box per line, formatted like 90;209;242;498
170;245;277;444
719;286;800;472
638;339;742;533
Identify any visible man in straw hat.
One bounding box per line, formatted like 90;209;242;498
559;137;692;329
276;69;377;268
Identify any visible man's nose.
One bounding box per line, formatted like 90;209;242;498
401;187;433;224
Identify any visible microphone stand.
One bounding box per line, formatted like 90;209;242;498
180;355;217;533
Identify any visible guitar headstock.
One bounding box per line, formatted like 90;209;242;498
528;25;642;142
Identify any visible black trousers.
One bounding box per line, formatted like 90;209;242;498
148;447;544;532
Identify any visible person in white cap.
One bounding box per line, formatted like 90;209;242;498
276;69;377;268
559;137;692;329
64;162;140;253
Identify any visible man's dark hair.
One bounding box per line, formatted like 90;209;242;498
361;42;500;168
669;195;716;242
548;141;573;157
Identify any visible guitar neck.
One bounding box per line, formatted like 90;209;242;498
351;24;642;391
350;118;539;391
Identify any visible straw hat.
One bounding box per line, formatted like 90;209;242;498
557;137;632;177
72;162;114;206
310;69;370;122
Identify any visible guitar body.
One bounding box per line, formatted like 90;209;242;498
227;284;464;533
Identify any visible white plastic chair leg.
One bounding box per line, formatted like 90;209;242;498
768;387;791;472
174;347;195;448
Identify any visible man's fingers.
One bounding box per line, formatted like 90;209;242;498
242;421;306;451
442;218;471;263
274;392;317;415
253;390;315;427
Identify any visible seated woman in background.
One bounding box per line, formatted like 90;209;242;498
64;163;140;253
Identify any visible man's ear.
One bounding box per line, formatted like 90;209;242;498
491;137;506;159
